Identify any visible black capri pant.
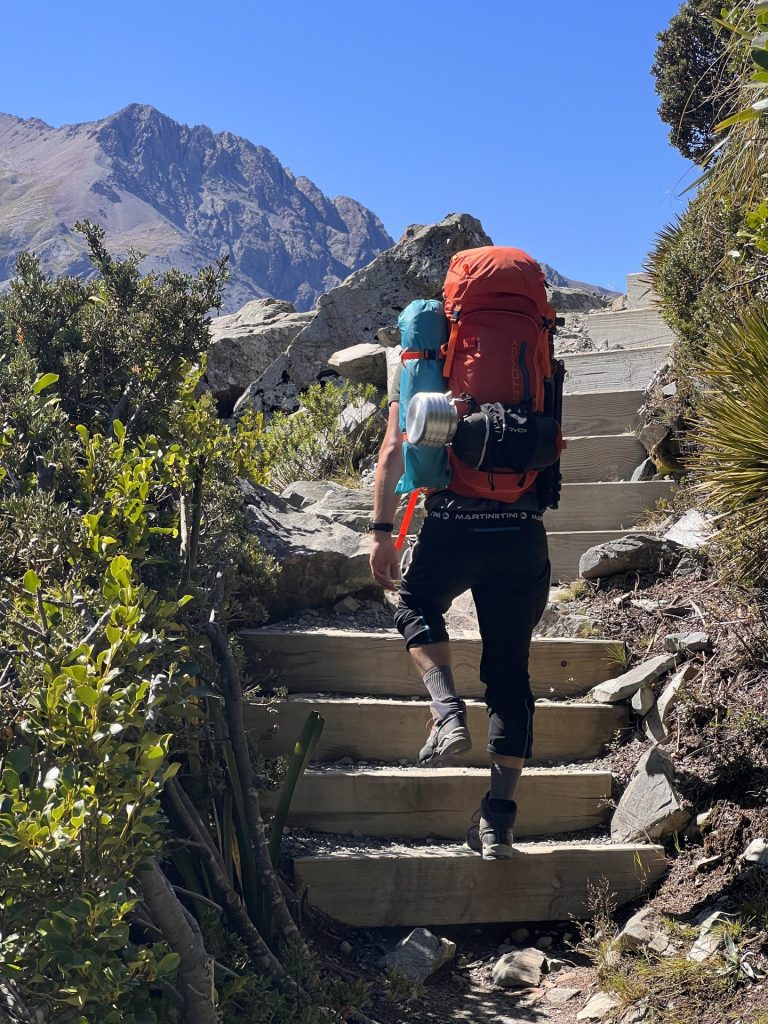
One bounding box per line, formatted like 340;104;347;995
393;510;551;759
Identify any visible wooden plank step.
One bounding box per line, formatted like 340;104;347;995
245;696;629;767
561;434;645;483
562;344;670;395
548;481;672;532
584;307;676;350
241;629;624;698
562;389;644;437
548;529;635;583
293;842;667;926
261;767;613;839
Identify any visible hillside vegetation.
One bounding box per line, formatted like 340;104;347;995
0;226;384;1023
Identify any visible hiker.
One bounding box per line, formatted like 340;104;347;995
368;246;562;860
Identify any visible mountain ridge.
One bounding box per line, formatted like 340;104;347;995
0;104;393;312
0;105;616;311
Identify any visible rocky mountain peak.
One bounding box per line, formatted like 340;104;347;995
0;106;394;311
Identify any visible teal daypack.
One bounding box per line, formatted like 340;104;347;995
395;299;450;494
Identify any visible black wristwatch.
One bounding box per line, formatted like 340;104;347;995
367;521;394;533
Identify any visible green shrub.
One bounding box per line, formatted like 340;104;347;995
0;232;285;1021
652;0;736;164
260;380;385;491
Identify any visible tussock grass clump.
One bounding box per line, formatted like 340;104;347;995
693;305;768;584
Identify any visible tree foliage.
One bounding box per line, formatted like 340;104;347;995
0;231;288;1022
652;0;736;163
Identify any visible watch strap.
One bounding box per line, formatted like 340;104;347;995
368;521;394;532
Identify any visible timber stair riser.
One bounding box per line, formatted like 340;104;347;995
585;307;676;350
241;630;624;697
262;768;614;839
561;344;670;394
245;697;629;766
293;845;667;927
546;481;673;532
561;433;645;483
561;389;645;436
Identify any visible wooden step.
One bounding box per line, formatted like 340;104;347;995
241;629;624;698
548;529;635;583
293;842;667;926
562;344;670;395
585;307;676;350
561;433;645;483
262;767;613;839
245;696;629;767
562;389;644;437
548;481;672;531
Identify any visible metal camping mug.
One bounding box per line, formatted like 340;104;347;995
405;392;459;447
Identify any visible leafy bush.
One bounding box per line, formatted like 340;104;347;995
0;227;382;1024
260;380;385;491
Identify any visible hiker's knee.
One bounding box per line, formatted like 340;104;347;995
394;601;449;649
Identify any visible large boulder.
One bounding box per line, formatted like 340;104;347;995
240;480;375;619
611;745;690;843
205;299;313;411
579;533;686;580
328;342;387;387
281;479;422;535
241;213;492;413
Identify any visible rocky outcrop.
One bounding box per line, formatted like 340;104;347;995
0;105;393;313
206;300;313;410
235;213;493;414
548;287;608;313
279;479;417;535
239;480;374;619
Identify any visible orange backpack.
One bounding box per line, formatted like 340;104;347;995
441;245;564;504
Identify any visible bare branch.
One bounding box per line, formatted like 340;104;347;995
204;620;311;960
136;858;218;1024
165;778;298;998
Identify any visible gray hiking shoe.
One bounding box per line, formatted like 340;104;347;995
466;792;517;860
417;702;472;766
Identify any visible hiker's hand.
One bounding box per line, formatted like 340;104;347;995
369;533;400;590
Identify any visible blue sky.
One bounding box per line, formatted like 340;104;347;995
2;1;691;292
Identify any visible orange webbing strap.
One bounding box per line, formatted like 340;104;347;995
401;350;434;362
395;489;422;551
442;310;461;379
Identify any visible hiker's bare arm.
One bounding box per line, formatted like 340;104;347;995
369;402;404;590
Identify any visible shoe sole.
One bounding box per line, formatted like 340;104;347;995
417;729;472;767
